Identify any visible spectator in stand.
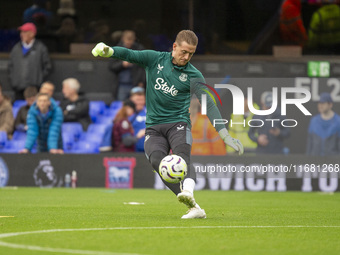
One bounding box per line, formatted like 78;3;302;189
8;22;52;100
23;0;53;26
60;78;91;131
55;16;84;53
39;81;55;97
112;99;145;152
13;86;38;132
227;98;259;154
308;3;340;54
0;84;14;138
129;87;146;152
20;93;63;154
306;92;340;156
279;0;308;47
248;91;290;154
109;30;146;101
190;98;226;155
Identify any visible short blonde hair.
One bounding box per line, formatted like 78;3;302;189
175;30;198;46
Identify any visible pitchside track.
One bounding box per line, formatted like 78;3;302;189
1;188;339;255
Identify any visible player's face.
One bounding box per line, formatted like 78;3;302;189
172;41;196;66
36;95;51;113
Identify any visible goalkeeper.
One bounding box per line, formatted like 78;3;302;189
92;30;243;219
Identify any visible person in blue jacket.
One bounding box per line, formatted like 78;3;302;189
306;92;340;156
20;92;63;154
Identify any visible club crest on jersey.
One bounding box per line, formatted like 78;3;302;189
154;78;178;96
179;73;188;82
157;64;164;74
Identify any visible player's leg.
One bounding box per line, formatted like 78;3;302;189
144;126;182;195
169;122;206;219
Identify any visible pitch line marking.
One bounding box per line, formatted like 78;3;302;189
0;216;14;218
0;226;339;255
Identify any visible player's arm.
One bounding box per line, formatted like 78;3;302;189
193;78;244;155
92;42;158;68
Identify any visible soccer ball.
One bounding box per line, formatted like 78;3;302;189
159;155;187;184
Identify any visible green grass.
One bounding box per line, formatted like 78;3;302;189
0;188;339;255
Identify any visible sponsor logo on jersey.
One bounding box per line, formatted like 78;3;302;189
157;64;164;74
154;78;178;96
179;73;188;82
144;135;150;142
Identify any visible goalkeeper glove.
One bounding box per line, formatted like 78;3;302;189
91;42;113;57
219;128;244;155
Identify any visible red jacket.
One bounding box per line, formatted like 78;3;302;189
280;0;308;46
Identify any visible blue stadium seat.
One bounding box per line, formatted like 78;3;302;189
62;122;83;141
12;131;27;141
13;100;27;108
62;132;75;152
110;101;123;110
87;123;108;135
1;140;26;153
12;106;21;119
68;141;100;154
89;101;106;122
95;115;114;125
0;131;7;150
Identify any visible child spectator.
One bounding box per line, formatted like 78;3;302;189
13;86;38;132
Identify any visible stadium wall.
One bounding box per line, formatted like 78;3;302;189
0;154;339;192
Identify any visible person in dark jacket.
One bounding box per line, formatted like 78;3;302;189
306;92;340;156
13;86;38;132
60;78;91;131
248;91;290;154
20;93;63;153
112;99;145;152
8;22;52;100
109;30;146;101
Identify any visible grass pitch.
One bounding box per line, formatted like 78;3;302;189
0;188;339;255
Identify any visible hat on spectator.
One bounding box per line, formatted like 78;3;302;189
18;23;37;34
130;87;145;95
319;92;333;103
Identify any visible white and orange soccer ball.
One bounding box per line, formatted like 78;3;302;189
159;155;188;184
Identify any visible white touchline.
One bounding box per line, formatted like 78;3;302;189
0;226;339;255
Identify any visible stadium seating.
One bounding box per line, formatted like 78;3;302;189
68;140;100;154
12;131;27;141
62;122;83;142
110;101;123;110
1;140;26;153
89;101;106;122
0;131;7;150
95;115;114;125
12;106;21;119
13;100;27;108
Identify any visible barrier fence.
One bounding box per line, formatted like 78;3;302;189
0;153;339;192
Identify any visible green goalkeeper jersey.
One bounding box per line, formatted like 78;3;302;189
111;47;224;131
